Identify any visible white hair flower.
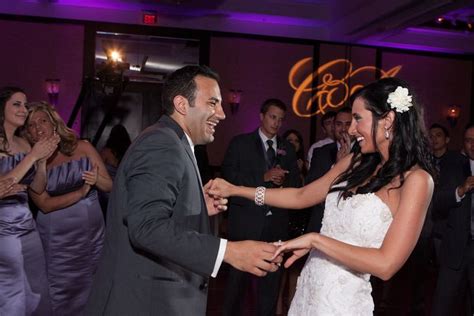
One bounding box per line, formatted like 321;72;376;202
387;86;413;113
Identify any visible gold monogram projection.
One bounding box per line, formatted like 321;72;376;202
289;58;402;117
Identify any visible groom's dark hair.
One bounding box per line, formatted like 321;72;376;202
161;65;220;116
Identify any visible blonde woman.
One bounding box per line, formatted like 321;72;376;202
26;102;112;315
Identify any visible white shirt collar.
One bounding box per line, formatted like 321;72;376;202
258;128;277;150
470;159;474;176
184;132;195;155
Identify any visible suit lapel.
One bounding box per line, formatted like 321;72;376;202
253;130;268;171
180;134;211;226
276;136;289;166
181;138;204;188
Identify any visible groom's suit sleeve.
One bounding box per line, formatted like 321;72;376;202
123;129;220;276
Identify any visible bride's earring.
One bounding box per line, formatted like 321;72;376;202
384;128;390;140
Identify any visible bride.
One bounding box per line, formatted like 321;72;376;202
209;77;434;315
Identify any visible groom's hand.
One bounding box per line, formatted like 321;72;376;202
224;241;283;277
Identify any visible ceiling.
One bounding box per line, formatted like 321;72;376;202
2;0;474;54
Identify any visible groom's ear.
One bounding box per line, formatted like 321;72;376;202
173;95;188;115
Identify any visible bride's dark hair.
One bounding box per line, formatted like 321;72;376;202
331;77;435;197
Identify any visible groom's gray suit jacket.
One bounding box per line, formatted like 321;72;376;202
85;115;220;315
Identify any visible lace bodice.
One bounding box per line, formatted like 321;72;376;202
288;190;393;316
321;191;393;249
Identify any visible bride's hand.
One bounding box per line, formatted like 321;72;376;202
273;233;317;268
207;177;235;199
203;179;229;216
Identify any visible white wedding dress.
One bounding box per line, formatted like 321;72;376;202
288;189;393;316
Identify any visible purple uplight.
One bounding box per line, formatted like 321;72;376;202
227;12;325;27
360;27;473;54
405;26;471;37
359;39;466;54
33;0;212;18
49;0;142;10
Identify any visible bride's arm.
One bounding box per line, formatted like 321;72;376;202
209;154;352;210
277;169;434;280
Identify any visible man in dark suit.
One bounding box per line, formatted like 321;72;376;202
221;98;300;316
305;106;352;233
429;123;451;260
85;66;281;315
432;123;474;315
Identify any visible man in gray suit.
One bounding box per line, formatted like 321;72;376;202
86;65;281;315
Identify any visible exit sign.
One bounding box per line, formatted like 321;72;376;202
143;11;157;25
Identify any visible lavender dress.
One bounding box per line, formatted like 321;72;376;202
0;153;51;316
36;157;104;316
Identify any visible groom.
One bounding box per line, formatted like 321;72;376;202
85;65;281;315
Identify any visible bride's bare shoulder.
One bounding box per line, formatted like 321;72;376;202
402;166;434;193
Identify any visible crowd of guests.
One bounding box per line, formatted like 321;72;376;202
1;72;473;316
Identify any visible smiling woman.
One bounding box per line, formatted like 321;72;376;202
208;77;436;315
0;87;60;316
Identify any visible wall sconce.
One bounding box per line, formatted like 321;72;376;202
446;105;460;127
45;79;60;106
228;89;242;114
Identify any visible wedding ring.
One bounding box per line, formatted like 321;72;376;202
277;262;281;267
276;239;283;246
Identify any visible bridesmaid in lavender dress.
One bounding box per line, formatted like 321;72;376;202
26;102;112;315
0;87;59;315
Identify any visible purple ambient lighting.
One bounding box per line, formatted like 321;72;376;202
32;0;325;26
43;0;143;11
359;39;466;54
360;27;472;54
227;12;325;27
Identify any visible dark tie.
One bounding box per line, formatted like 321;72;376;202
266;139;276;168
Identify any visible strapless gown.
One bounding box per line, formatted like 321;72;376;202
288;190;393;316
36;157;104;316
0;153;51;316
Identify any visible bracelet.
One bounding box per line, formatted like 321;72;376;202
255;186;266;206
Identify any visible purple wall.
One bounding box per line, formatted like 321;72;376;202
382;52;472;150
0;20;84;131
209;36;313;166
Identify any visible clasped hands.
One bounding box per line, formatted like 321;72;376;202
264;165;288;186
206;178;314;274
223;235;313;277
